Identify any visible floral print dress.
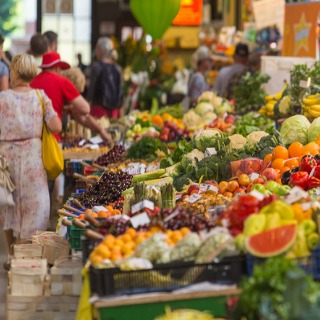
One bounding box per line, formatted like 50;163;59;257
0;89;57;239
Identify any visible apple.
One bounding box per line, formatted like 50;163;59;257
225;114;235;124
253;177;265;185
251;183;266;194
188;184;199;195
204;180;219;187
261;168;278;181
227;180;239;192
238;174;250;187
234;187;246;195
219;181;228;194
301;219;317;236
265;181;280;194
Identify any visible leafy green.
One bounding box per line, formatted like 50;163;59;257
160;140;193;169
234;257;320;320
234;71;270;115
234;112;275;137
126;137;167;161
158;104;184;119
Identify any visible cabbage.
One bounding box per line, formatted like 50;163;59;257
194;102;214;116
280;115;310;146
308;117;320;142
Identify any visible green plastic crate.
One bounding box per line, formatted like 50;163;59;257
69;224;85;251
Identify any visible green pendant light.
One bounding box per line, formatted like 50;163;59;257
130;0;181;39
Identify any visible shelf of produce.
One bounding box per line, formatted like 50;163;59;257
93;288;240;320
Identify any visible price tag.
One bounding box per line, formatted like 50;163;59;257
176;194;182;201
249;173;260;181
186;193;202;203
285;186;309;204
131;200;154;214
205;148;217;157
130;212;151;228
316;188;320;196
93;206;108;212
89;144;100;150
89;136;104;144
78;139;86;147
124;163;146;175
146;163;160;172
199;183;219;193
299;78;311;88
301;201;320;210
250;190;265;201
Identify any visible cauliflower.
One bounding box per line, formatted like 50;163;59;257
198;91;216;104
195;129;221;139
205;111;217;124
228;134;247;149
181;149;204;168
246;131;269;146
183;110;203;129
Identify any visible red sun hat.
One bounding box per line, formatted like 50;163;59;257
40;52;70;69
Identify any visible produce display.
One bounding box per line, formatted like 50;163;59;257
53;59;320;318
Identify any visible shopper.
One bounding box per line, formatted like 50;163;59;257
188;46;213;107
43;30;58;52
214;43;249;98
0;35;9;91
0;54;62;268
28;33;49;68
87;37;123;119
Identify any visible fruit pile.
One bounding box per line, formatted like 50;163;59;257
89;226;191;264
159;121;188;142
235;199;319;259
77;171;133;207
96;145;126;167
205;115;235;132
302;94;320;119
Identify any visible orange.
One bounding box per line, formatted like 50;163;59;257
97;211;109;218
84;209;93;215
271;158;285;170
114;239;124;247
304;142;320;156
272;146;289;160
89;253;104;265
180;227;191;235
284;158;299;169
135;235;146;245
280;166;290;174
149;226;162;233
263;153;272;166
90;212;98;218
288;142;304;158
119;234;132;243
125;228;136;239
111;253;123;262
95;244;111;259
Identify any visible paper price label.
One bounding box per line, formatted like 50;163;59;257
309;167;316;177
131;200;154;214
164;209;180;222
79;139;86;147
176;194;182;201
89;136;103;144
285;186;309;204
199;184;219;193
316;188;320;196
249;173;260;181
299;78;311;88
249;190;265;201
186;193;202;203
130;212;151;228
205;148;217;157
93;206;108;213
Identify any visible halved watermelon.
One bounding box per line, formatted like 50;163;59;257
246;224;297;258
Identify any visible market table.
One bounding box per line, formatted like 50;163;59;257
93;287;240;320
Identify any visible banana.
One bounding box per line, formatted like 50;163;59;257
302;104;310;111
303;98;320;106
304;112;310;117
309;104;320;111
265;95;277;102
307;109;320;118
265;103;275;112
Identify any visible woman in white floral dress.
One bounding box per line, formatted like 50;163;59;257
0;54;61;265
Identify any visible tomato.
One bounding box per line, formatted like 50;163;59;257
289;171;310;190
312;165;320;179
308;176;320;189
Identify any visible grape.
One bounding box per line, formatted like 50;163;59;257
96;145;125;166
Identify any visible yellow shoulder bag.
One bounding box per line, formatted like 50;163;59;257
35;89;64;180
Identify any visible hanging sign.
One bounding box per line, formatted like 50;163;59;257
173;0;203;26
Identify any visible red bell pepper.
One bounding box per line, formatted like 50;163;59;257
300;156;317;173
308;176;320;189
312;165;320;179
290;171;310;190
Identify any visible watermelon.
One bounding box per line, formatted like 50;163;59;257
246;224;297;258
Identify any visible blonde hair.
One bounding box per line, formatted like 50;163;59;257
10;53;37;82
61;67;85;93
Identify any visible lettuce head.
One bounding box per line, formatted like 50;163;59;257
280;115;310;146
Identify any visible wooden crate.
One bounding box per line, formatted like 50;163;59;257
50;258;82;296
13;243;43;259
6;294;79;320
10;259;48;296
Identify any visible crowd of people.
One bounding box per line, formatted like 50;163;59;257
0;31;123;269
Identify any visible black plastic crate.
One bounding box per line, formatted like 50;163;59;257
89;255;246;297
246;246;320;280
82;237;101;265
